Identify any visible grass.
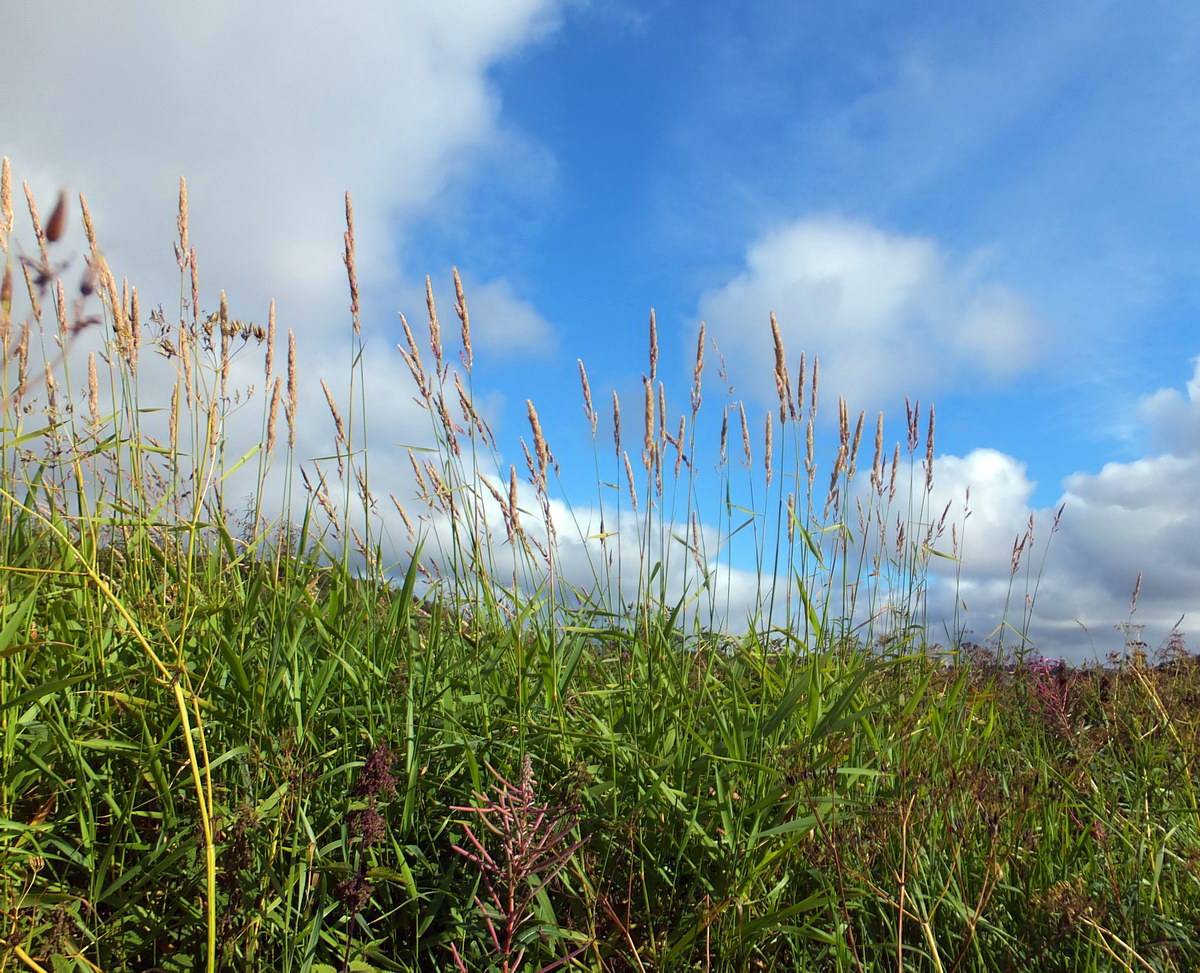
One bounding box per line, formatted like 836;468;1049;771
1;157;1198;972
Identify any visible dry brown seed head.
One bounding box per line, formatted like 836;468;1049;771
786;493;795;542
770;312;793;422
265;300;276;383
612;389;622;456
453;370;479;430
691;511;703;572
22;183;47;263
207;400;221;451
796;351;806;421
1129;571;1142;614
739;401;751;468
871;412;884;490
425;276;442;372
924;404;935;492
1;265;12;331
1010;529;1027;575
176;178;189;268
906;397;920;453
15;322;30;403
623;451;638;512
673;415;686;476
21;261;41;322
321;379;347;445
55;278;67;333
45;190;68;244
453;267;472;369
578;359;596;434
719;407;728;464
266;376;281;456
188;247;199;326
0;157;11;244
407;449;429;496
391;496;416;537
88;352;100;427
44;361;57;416
691;321;705;413
657;381;666;443
527;399;549;482
343;192;360;335
810;356;819;417
169;383;179;455
889;442;899;501
508;465;521;535
648;308;658;383
848;409;865;480
129;286;141;370
286;329;297;447
437;393;461;456
78;193;96;252
643;376;654;454
764;411;773;486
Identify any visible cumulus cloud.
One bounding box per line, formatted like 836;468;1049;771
697;217;1039;414
1137;357;1200;458
453;276;558;358
897;361;1200;660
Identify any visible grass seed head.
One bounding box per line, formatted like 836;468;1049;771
79;192;96;252
925;404;935;491
453;267;471;369
23;182;48;263
88;351;100;426
425;276;442;373
0;157;11;246
612;389;622;456
624;451;638;511
648;308;658;383
643;375;654;458
739;401;751;468
343;192;360;335
176;177;189;269
265;299;275;383
527;400;549;484
764;411;773;486
286;328;297;447
578;359;596;434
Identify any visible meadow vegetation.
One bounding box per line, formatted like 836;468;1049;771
1;158;1198;972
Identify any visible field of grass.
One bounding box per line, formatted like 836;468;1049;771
2;159;1199;972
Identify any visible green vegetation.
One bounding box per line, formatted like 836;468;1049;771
2;161;1198;972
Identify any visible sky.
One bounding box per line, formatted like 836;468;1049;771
3;0;1198;661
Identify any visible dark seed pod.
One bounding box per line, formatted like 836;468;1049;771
45;190;68;243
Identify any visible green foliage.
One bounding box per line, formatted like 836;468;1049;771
1;165;1198;972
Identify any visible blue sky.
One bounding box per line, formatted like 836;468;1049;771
3;0;1199;659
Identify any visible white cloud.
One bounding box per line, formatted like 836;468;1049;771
1137;357;1200;458
890;362;1200;660
697;217;1039;414
454;276;558;358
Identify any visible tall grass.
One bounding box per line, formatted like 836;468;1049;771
1;159;1198;972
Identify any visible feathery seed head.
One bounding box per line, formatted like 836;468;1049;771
578;359;596;434
453;267;472;369
176;177;189;268
648;308;658;383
